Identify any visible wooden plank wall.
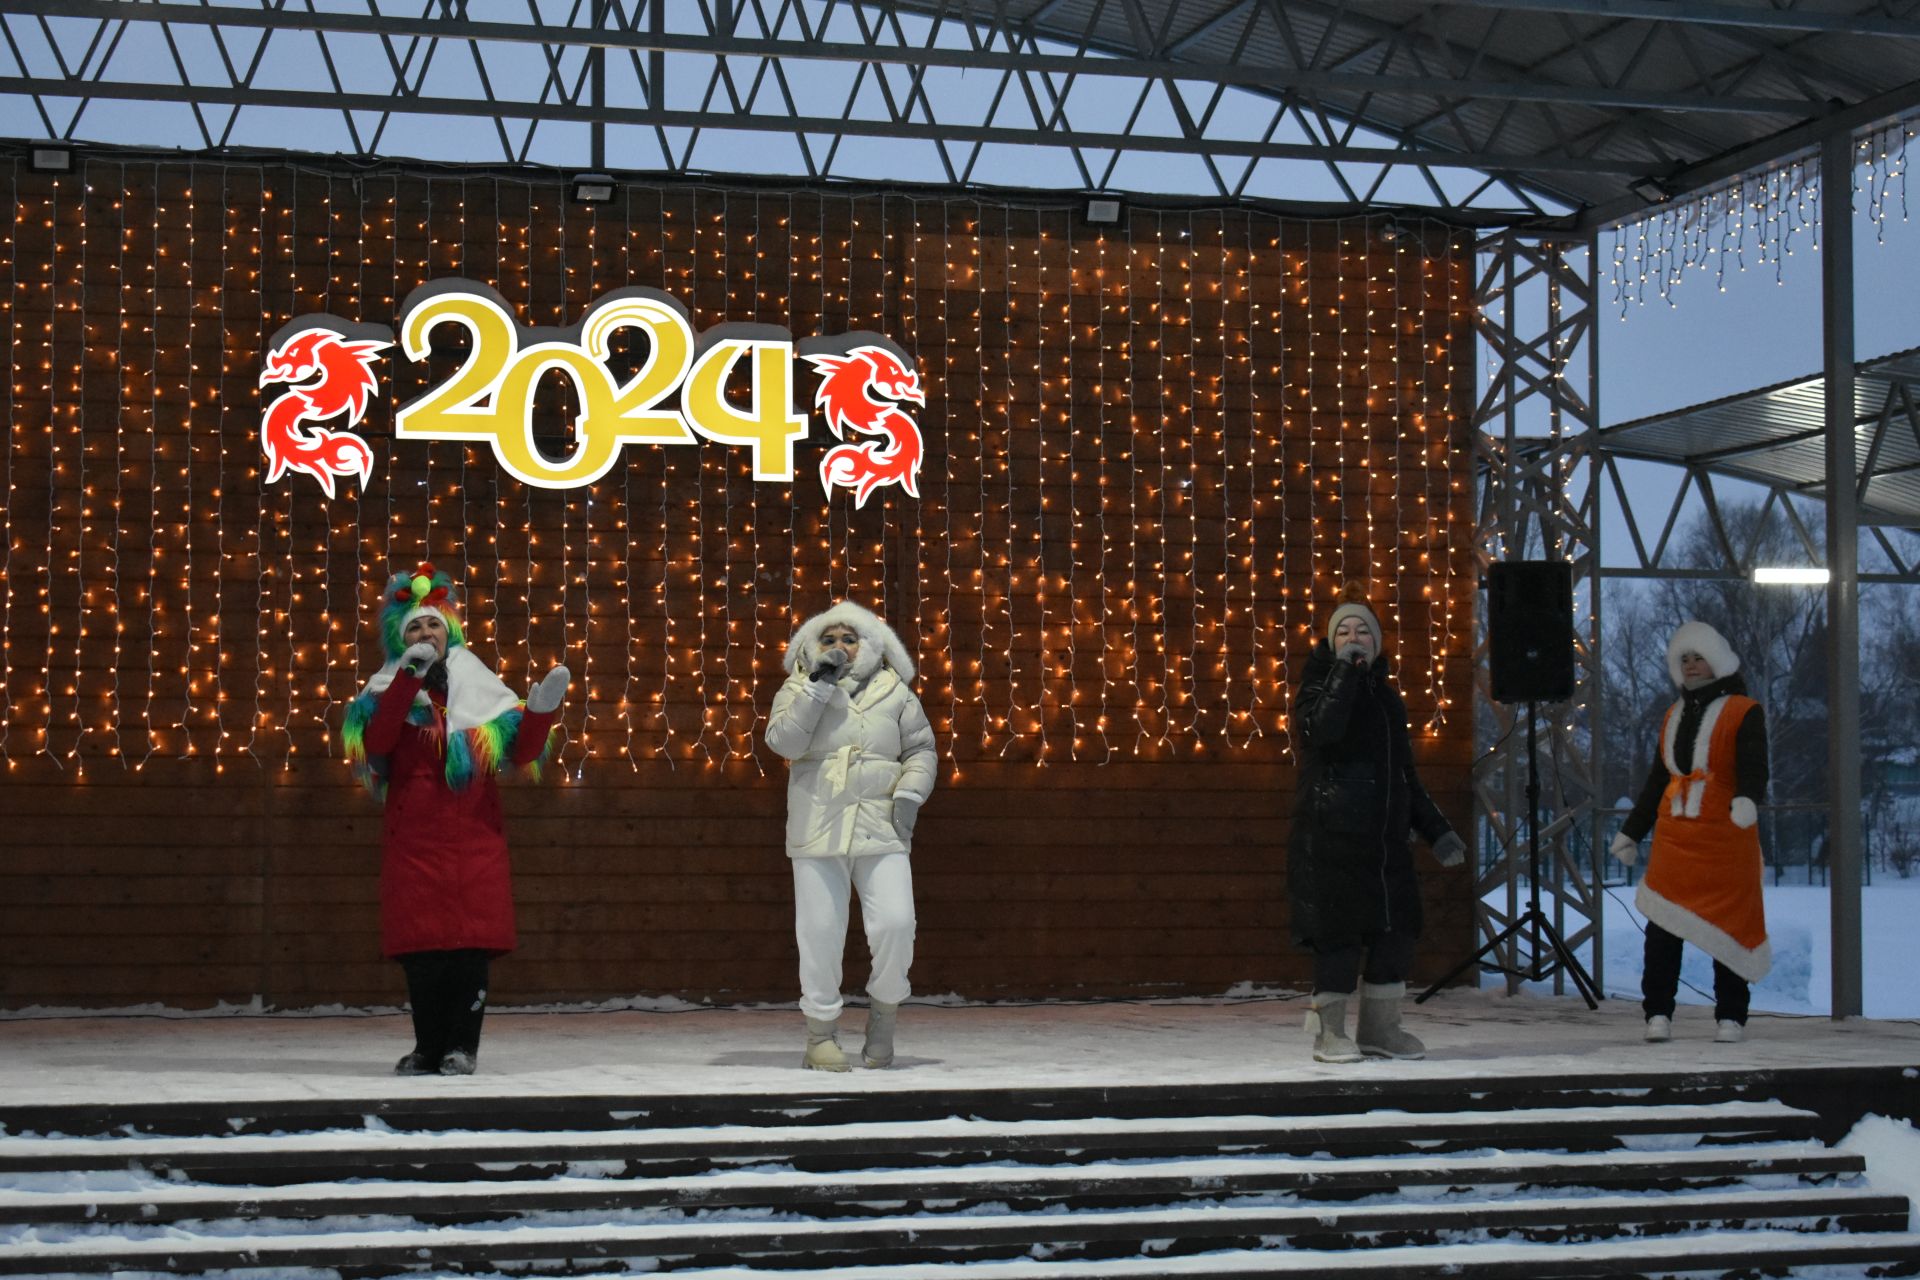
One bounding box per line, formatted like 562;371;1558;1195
0;160;1479;1010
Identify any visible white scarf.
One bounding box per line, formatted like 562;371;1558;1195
359;646;519;732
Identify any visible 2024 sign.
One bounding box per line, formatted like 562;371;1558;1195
258;280;925;508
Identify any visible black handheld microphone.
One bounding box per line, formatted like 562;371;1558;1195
810;647;850;683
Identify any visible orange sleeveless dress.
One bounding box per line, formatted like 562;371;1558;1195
1634;693;1771;981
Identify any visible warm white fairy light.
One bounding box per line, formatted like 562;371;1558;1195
1;158;16;769
1093;221;1115;764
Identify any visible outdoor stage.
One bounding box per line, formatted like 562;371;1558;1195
4;988;1919;1109
6;990;1920;1277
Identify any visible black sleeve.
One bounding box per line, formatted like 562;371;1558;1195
1296;659;1362;750
1620;755;1669;843
1404;755;1453;847
1734;704;1769;801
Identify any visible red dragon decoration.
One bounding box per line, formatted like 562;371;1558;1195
805;346;926;509
259;327;389;499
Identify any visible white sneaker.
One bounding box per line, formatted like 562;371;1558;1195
1644;1015;1672;1042
1714;1019;1744;1044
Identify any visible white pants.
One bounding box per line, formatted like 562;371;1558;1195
791;852;915;1021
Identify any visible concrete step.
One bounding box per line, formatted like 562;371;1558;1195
0;1199;1913;1277
0;1100;1822;1184
0;1142;1866;1226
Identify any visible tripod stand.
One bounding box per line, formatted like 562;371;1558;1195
1416;701;1601;1008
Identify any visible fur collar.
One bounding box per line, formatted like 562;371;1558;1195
784;600;916;682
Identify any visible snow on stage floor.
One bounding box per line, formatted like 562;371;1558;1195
3;987;1917;1110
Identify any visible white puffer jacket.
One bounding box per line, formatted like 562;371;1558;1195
765;602;938;859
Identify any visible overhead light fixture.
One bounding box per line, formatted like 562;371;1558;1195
1753;566;1831;585
1084;196;1124;225
569;172;616;205
29;144;72;174
1627;176;1672;204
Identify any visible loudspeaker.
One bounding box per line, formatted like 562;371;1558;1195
1487;560;1575;704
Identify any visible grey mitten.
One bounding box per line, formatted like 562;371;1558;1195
1432;830;1467;867
527;664;570;714
1609;831;1640;867
399;641;439;676
892;795;922;839
1338;643;1370;666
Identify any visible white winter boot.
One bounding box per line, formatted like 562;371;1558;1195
802;1016;850;1072
1305;992;1362;1063
1355;982;1426;1060
862;1000;899;1068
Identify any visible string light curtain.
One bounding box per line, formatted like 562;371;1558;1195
0;160;1474;779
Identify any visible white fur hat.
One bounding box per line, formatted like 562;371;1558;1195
1666;620;1739;687
784;600;916;682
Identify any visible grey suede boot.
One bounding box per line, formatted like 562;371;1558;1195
862;1000;899;1068
1305;992;1362;1063
802;1016;850;1072
1355;981;1427;1060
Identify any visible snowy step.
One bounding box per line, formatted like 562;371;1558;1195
0;1142;1864;1227
0;1065;1868;1142
0;1101;1822;1184
0;1189;1904;1274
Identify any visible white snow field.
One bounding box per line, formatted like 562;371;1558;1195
1586;876;1920;1018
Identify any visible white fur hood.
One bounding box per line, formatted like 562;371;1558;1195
1666;620;1740;687
783;601;916;683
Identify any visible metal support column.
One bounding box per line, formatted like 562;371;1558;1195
1468;231;1603;997
1821;129;1863;1019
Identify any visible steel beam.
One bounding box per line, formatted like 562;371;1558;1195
1419;0;1920;39
0;0;1828;117
0;74;1652;173
1821;127;1864;1020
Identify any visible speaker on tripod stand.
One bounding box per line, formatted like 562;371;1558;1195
1417;559;1601;1007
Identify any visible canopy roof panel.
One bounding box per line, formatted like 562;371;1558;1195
1599;345;1920;527
0;0;1916;222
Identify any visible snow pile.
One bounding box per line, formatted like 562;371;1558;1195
1841;1113;1920;1228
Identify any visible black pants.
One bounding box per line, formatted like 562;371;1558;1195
397;949;491;1065
1311;929;1420;996
1641;922;1749;1025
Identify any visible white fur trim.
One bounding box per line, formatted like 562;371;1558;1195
359;646;519;732
784;601;916;682
1667;620;1740;687
1661;693;1729;819
1635;879;1772;982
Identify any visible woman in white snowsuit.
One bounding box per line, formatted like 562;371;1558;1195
765;601;937;1071
1610;620;1770;1044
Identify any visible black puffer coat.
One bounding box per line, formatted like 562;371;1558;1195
1287;640;1454;949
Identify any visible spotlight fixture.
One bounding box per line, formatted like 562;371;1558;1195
29;144;72;174
569;172;617;205
1753;566;1831;585
1084;196;1124;226
1627;175;1673;204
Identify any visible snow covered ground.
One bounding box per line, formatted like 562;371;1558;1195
1585;877;1920;1018
1;986;1916;1110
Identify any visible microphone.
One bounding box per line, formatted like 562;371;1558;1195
810;647;850;683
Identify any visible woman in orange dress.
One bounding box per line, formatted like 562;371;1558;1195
1610;621;1770;1044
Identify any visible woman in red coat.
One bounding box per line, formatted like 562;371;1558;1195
345;565;567;1076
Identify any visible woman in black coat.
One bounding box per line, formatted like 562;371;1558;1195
1289;583;1465;1063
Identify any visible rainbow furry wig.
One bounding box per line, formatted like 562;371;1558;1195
379;563;468;660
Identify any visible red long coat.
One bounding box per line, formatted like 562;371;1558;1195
363;669;556;959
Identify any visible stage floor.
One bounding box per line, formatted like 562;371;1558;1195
2;988;1918;1110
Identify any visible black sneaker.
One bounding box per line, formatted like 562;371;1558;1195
439;1048;477;1075
394;1052;436;1076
